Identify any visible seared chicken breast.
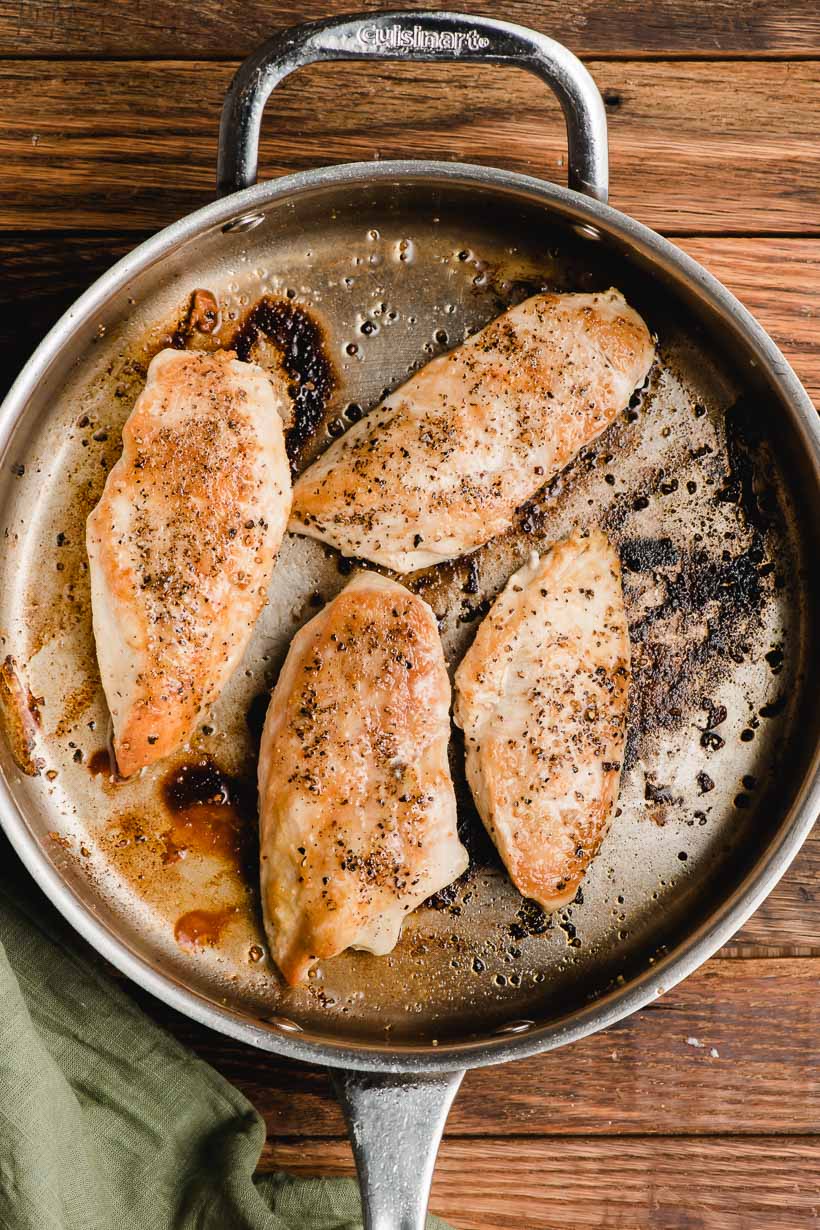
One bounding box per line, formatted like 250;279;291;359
454;528;630;911
290;289;654;572
87;348;291;778
258;571;468;985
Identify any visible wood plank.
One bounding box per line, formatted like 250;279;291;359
2;1;818;59
263;1135;820;1228
134;959;820;1138
0;231;135;394
0;59;817;232
678;237;820;401
729;821;820;957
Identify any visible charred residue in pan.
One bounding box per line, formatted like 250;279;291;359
169;288;221;349
145;288;337;476
161;755;257;878
623;394;785;773
230;297;335;474
13;209;808;1034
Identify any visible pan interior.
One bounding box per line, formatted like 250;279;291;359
0;175;817;1051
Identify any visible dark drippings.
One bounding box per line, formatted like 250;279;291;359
619;392;788;773
426;880;461;912
160;756;256;874
509;898;551;940
765;646;784;673
230;297;335;473
462;556;481;595
620;537;679;573
701;698;728;730
644;778;677;805
174;905;240;947
558;914;582;947
88;747;114;777
717;396;780;531
759;695;787;719
625;529;770;771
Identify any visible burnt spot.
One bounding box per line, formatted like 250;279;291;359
457;595;491;625
462;558;481;595
630;543;763;648
716;396;781;531
426;880;461;912
88;747;114;777
161;756;257;876
620;537;679;573
765;646;784;673
509;898;552;940
644;778;677;805
625;534;768;770
231;297;335;474
170;288;220;349
701;698;728;730
558;914;581;947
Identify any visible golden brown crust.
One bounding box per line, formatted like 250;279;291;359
87;348;291;777
454;528;631;910
290;289;654;572
258;572;468;984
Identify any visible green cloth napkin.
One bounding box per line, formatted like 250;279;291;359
0;840;451;1230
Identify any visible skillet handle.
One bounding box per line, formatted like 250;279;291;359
217;10;608;202
330;1067;464;1230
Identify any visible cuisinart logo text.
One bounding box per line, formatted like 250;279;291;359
357;23;491;54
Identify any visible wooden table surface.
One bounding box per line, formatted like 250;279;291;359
3;2;819;1226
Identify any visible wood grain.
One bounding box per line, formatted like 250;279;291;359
264;1136;820;1228
0;59;817;232
133;959;820;1138
729;823;820;957
678;237;820;404
2;0;819;59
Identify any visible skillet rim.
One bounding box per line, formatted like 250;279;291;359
0;158;818;1073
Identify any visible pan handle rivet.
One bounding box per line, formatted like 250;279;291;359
222;212;265;234
268;1013;303;1032
494;1019;535;1035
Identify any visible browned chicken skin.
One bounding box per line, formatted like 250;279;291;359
454;528;631;911
290;289;654;572
87;348;291;777
258;572;468;985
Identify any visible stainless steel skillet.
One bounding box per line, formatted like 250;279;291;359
0;11;818;1229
